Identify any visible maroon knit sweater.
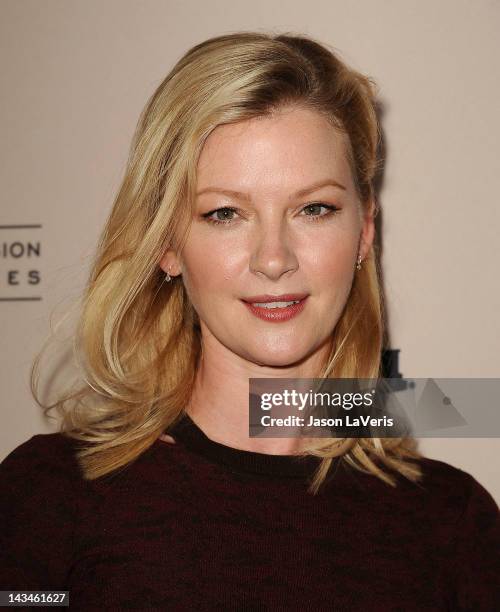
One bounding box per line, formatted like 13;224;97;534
1;413;499;611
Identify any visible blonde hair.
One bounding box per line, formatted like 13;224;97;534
32;31;423;494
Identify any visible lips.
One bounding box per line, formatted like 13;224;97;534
241;294;309;322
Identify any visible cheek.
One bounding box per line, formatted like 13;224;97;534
300;228;357;283
180;232;246;298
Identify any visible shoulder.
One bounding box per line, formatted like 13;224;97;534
416;456;498;513
2;431;80;462
0;433;91;589
353;455;499;536
412;456;499;569
404;456;499;531
0;432;89;506
414;458;500;608
1;431;83;480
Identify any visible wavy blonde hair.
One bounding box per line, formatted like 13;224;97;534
32;30;423;494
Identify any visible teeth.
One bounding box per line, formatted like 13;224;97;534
252;300;300;309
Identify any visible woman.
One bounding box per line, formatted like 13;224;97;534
1;31;498;610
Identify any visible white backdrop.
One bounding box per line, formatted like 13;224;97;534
1;0;499;502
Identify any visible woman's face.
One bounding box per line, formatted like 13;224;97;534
161;106;374;368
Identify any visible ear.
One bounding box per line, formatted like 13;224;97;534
358;198;376;261
159;247;183;277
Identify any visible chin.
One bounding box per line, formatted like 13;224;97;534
243;345;311;369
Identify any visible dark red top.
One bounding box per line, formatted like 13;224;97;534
1;413;499;611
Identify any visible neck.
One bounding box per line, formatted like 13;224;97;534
185;329;332;455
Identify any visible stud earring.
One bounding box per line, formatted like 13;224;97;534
356;254;362;271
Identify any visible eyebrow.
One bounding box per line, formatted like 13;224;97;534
195;178;347;201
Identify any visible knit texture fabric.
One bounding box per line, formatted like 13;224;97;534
1;413;499;611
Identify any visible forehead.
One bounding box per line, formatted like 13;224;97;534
196;106;354;194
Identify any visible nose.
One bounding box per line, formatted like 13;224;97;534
249;220;299;281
